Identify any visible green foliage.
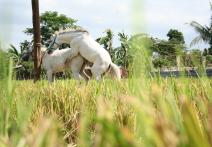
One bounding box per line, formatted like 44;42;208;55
112;32;132;69
24;11;77;46
209;47;212;55
15;61;34;80
153;40;181;56
203;48;208;56
19;40;31;54
206;55;212;65
189;3;212;49
153;55;176;68
167;29;185;44
96;30;132;70
186;49;202;67
154;29;185;56
152;29;186;68
7;45;21;66
190;49;202;66
96;29;114;55
152;40;184;68
7;45;19;57
6;45;35;79
189;21;211;47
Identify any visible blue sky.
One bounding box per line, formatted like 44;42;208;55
0;0;211;50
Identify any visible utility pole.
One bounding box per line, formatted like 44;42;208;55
31;0;41;82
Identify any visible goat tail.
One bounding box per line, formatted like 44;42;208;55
109;62;121;80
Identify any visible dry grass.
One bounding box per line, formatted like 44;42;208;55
0;78;211;147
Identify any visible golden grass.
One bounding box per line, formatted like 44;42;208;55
0;78;210;147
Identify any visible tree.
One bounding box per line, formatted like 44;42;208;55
151;29;186;68
96;29;114;55
8;45;19;57
7;45;22;66
189;2;212;52
189;21;212;49
116;32;130;68
203;48;208;56
24;11;77;46
167;29;186;56
189;49;202;67
152;39;185;56
167;29;185;44
153;40;176;56
153;41;174;67
20;40;31;54
153;29;185;56
110;32;131;68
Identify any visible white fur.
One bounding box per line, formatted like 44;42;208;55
50;29;121;80
41;47;88;82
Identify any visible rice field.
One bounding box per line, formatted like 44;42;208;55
0;75;212;147
1;35;212;147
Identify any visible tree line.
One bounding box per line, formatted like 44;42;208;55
4;3;212;79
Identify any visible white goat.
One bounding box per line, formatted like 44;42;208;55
41;47;90;82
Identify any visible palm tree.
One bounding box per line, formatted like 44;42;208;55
96;29;114;55
189;1;212;50
116;32;129;68
189;21;211;47
7;45;22;66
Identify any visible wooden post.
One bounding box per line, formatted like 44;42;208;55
31;0;41;82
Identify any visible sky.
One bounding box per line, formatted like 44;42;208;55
0;0;211;50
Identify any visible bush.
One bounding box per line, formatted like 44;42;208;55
15;61;34;80
206;55;212;66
